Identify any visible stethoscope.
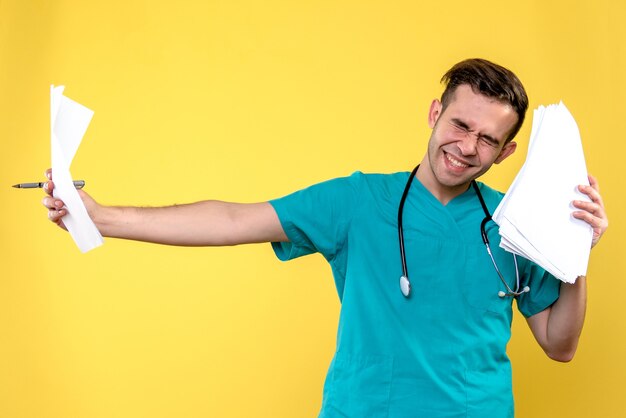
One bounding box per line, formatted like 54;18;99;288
398;165;530;299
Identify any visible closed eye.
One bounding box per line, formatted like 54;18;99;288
450;119;470;132
450;119;501;148
478;135;500;147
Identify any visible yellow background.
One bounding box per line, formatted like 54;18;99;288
1;1;624;417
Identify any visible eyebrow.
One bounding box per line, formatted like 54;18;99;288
451;118;501;145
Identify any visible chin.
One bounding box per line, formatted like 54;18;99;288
436;168;475;185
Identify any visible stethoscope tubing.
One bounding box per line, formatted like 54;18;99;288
397;165;528;298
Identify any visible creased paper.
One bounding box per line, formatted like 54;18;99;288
51;85;103;253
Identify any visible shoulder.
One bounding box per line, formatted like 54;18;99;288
349;171;412;205
272;170;410;211
317;171;409;196
357;171;409;191
475;181;505;212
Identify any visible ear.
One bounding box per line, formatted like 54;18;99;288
494;141;517;164
428;99;442;129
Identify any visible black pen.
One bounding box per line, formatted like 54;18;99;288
12;180;85;189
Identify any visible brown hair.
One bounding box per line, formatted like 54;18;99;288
440;58;529;142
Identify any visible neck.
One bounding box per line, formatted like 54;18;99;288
415;155;472;205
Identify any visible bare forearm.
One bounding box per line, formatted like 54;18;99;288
528;277;587;362
93;200;287;246
547;277;587;356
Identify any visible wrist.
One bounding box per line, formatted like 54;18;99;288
92;204;123;238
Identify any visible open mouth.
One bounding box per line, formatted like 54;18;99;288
445;152;470;169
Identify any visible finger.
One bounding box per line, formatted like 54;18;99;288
573;200;608;234
587;173;599;193
572;210;609;233
572;199;603;216
47;208;67;222
42;196;64;210
47;209;68;227
44;169;54;195
577;184;604;207
43;180;55;195
572;210;602;230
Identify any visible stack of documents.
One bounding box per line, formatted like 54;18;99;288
492;102;592;283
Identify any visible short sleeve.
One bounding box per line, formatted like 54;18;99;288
516;262;561;317
269;172;363;263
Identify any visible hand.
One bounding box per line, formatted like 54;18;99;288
572;174;608;248
41;168;100;231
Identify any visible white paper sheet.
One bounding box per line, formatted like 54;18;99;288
492;102;592;283
51;85;103;253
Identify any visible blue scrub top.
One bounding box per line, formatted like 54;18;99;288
270;172;560;418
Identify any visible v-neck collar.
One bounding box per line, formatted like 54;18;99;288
411;176;478;210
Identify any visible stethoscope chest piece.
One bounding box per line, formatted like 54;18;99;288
400;275;411;297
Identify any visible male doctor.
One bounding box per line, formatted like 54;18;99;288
43;58;608;417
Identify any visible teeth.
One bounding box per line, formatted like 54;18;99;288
446;153;468;168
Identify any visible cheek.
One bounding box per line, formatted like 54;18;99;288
434;130;458;147
477;148;501;166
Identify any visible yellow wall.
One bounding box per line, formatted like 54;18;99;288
1;1;624;416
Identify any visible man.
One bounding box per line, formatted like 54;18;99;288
43;58;608;417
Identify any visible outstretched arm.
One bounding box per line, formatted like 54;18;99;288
526;174;608;362
42;169;288;246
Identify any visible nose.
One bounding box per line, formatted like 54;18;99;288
457;133;479;156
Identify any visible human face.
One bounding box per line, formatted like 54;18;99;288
419;85;518;202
